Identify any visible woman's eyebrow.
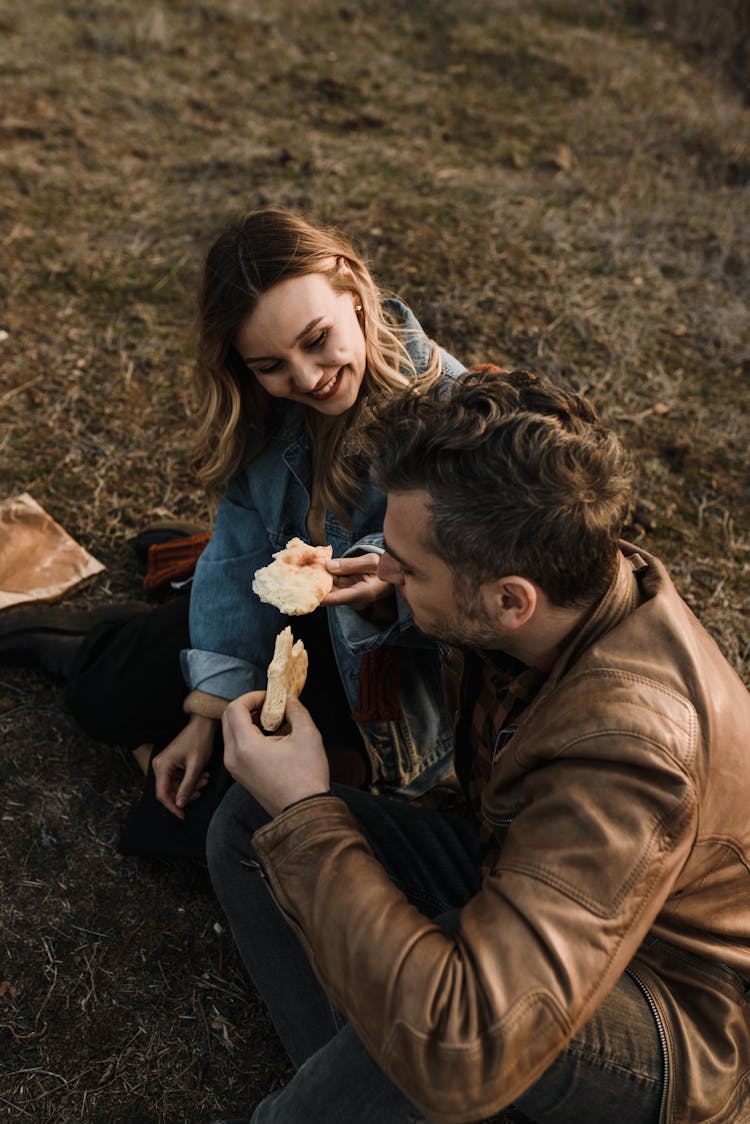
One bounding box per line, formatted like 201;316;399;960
244;316;324;363
293;315;324;342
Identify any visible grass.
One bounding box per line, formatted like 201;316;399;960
1;0;749;1120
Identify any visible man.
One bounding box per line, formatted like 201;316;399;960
207;369;750;1124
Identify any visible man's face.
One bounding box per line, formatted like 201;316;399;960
378;490;500;649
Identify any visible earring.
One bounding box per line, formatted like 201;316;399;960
355;303;363;312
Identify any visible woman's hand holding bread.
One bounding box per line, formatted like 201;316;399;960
322;553;393;611
252;537;334;615
253;539;392;614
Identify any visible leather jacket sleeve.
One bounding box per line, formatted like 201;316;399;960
252;725;698;1122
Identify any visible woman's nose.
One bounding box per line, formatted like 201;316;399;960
290;355;323;390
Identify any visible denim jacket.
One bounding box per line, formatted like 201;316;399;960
182;299;465;796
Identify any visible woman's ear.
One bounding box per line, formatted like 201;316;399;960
335;258;364;320
337;257;358;286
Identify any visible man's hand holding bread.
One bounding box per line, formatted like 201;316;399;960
222;692;330;818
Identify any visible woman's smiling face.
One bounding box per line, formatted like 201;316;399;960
235;272;367;415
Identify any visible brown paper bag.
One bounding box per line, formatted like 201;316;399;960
0;492;105;611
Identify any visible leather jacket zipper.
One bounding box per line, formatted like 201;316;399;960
708;956;750;992
484;810;515;826
626;967;669;1124
492;725;518;766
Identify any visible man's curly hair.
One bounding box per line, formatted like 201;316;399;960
367;368;633;607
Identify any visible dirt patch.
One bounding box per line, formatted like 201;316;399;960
1;1;749;1121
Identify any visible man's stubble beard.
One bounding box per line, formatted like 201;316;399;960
418;578;501;651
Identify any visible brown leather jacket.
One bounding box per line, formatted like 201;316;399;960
253;544;750;1123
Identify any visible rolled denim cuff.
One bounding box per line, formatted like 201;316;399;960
344;536;385;558
180;647;265;700
334;589;424;656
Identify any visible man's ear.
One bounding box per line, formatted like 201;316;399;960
486;577;538;630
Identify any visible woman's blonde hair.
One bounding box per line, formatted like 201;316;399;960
192;208;442;523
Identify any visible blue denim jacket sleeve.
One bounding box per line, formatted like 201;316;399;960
181;480;293;697
334;537;438;658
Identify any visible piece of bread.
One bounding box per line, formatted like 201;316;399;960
260;626;309;732
252;537;334;615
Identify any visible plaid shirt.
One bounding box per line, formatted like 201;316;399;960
467;647;560;871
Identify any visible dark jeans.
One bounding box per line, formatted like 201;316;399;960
207;784;664;1124
64;594;365;858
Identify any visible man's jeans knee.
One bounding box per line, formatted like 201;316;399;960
207;783;344;1069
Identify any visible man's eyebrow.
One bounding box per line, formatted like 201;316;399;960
243;317;324;363
381;534;414;571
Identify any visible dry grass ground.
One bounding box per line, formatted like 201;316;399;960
1;1;749;1121
623;0;750;102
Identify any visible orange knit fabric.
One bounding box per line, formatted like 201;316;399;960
143;533;212;593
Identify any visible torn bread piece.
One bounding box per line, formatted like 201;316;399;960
260;626;309;732
252;536;334;615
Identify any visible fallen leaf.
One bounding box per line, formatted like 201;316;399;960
552;143;573;172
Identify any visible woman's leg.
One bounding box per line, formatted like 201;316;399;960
60;592;232;858
66;596;368;855
66;596;368;780
65;593;191;750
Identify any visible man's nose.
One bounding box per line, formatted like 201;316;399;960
378;552;404;586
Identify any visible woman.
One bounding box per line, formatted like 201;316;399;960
3;208;466;856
